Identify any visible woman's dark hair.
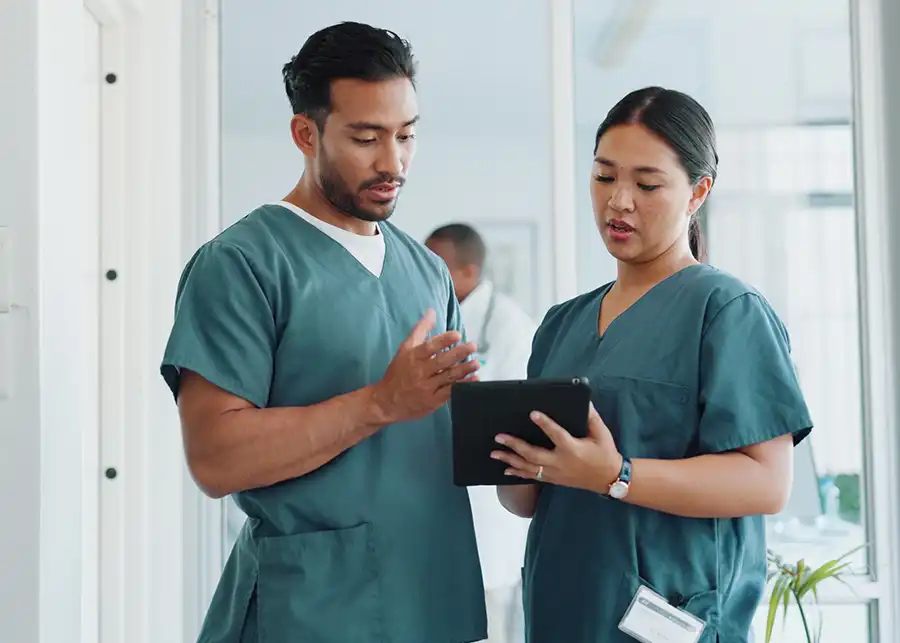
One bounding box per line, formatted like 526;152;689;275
593;86;718;262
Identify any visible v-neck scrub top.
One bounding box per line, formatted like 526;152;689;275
160;204;487;643
521;264;813;643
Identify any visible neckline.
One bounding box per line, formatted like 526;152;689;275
595;263;706;340
273;200;383;241
269;202;393;281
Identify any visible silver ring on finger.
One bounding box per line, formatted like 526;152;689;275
536;465;544;482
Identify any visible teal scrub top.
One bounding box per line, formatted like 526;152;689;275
522;264;813;643
160;204;487;643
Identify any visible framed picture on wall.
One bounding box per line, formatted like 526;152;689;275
475;219;539;318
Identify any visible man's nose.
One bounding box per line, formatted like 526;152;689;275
375;140;404;177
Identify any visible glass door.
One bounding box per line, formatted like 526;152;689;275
571;1;882;640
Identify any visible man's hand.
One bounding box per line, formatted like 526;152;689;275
371;309;480;424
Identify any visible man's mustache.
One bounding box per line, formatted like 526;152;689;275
360;175;406;190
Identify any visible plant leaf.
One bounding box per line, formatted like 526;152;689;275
764;543;869;643
781;575;792;621
766;575;790;643
795;559;807;592
797;559;850;598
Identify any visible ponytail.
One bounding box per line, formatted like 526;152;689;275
688;217;706;263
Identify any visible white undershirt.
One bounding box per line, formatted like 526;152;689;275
273;200;386;277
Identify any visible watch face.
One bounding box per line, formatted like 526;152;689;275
609;481;628;499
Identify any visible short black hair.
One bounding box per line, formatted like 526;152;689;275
282;21;417;129
594;86;718;262
427;223;487;269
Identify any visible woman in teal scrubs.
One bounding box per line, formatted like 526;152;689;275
493;87;813;643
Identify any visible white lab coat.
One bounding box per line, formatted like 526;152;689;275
459;280;537;592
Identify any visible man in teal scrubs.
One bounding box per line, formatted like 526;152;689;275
160;22;487;643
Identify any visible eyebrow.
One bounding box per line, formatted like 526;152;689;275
346;115;420;132
594;156;665;175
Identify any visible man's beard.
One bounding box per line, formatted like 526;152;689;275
318;151;403;223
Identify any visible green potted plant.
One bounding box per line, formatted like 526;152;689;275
764;546;863;643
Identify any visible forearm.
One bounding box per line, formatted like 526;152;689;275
186;386;386;497
621;452;788;519
497;484;541;518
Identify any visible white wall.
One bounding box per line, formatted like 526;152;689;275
1;0;97;640
37;0;99;638
0;1;41;641
0;1;205;642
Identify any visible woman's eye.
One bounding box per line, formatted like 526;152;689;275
638;184;661;192
353;138;376;145
594;175;614;183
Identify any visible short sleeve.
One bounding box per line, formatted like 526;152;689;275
160;241;276;408
698;293;813;453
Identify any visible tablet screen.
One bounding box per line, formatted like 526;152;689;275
450;377;592;486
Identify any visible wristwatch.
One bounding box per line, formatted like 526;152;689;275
607;456;632;500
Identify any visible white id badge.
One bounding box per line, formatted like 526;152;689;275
618;585;706;643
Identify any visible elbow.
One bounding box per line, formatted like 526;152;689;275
760;480;792;516
739;444;794;516
200;484;230;501
187;455;232;499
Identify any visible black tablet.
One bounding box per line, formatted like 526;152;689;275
450;377;592;487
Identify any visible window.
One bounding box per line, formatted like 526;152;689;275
752;603;872;643
572;0;882;640
710;123;866;574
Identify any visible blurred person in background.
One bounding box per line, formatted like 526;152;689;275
427;223;536;643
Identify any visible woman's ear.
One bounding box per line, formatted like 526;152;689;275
688;176;713;215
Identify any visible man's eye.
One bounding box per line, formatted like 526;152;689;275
353;138;376;145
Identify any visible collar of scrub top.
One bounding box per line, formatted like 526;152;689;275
460;279;498;358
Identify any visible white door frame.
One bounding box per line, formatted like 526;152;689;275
181;0;228;628
84;0;207;641
852;0;900;638
82;2;137;642
79;8;102;643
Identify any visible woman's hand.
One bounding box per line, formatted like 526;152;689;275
491;403;624;494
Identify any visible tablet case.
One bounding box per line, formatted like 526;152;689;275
450;377;592;486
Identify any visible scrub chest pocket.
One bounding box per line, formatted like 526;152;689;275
593;376;693;461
